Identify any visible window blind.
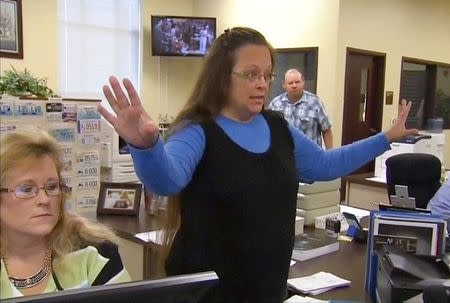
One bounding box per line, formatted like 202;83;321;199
58;0;140;99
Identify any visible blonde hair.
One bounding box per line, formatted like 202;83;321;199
0;129;118;258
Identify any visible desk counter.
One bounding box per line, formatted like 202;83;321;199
289;239;370;302
83;209;164;281
85;210;372;301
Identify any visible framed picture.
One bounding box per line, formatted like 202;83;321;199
0;0;23;59
97;182;142;216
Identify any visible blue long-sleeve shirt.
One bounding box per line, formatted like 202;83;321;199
130;113;390;195
429;179;450;223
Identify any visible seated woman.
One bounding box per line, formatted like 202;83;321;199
0;130;131;299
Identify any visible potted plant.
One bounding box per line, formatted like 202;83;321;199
0;66;58;99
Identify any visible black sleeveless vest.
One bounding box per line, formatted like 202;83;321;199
166;111;298;303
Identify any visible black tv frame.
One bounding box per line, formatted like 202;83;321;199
151;15;216;57
3;272;219;303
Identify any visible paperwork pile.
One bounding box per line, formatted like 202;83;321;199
287;272;350;295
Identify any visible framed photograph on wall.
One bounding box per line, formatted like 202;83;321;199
0;0;23;59
97;182;142;216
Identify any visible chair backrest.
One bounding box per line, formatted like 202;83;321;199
385;153;441;209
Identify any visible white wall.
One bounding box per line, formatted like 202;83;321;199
0;0;58;91
337;0;450;166
141;0;203;119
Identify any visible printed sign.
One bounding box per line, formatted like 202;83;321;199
76;151;99;166
76;106;101;145
76;196;97;210
47;112;63;122
62;104;77;122
14;101;44;117
0;124;17;137
77;119;101;134
59;145;73;158
62;158;73;172
46;102;63;112
76;177;99;191
76;165;99;177
0;101;14;117
50;127;75;142
77;106;101;120
61;174;73;191
46;102;63;123
78;134;101;145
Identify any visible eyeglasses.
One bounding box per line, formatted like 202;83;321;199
0;180;70;199
232;70;275;83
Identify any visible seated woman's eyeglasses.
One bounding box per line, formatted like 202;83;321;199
0;180;70;199
232;70;275;83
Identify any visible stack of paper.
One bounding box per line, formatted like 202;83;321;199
292;232;339;261
284;295;328;302
287;272;350;295
134;230;164;245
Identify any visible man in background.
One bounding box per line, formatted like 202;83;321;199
428;178;450;233
268;69;333;149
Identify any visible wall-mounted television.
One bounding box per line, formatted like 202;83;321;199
151;15;216;57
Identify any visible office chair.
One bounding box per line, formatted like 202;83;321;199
385;153;441;209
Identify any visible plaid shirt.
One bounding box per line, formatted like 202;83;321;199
268;91;332;146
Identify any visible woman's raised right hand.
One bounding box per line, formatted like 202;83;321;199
98;76;160;149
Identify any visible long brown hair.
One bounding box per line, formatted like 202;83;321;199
169;26;275;132
159;27;275;275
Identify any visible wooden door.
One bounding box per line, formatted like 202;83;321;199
342;48;385;174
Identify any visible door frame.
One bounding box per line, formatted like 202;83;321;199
274;46;319;93
399;57;450;129
342;47;386;146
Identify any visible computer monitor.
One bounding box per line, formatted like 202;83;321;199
100;118;133;167
3;272;219;303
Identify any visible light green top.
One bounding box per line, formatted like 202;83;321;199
1;245;131;299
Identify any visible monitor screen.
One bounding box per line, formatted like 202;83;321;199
151;15;216;57
3;272;219;303
118;136;130;155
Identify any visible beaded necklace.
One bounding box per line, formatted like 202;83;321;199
1;248;52;289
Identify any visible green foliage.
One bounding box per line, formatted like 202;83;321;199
0;66;57;98
435;89;450;124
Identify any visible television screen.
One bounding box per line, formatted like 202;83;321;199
151;15;216;57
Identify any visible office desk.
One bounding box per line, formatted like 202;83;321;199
86;210;372;301
289;223;371;302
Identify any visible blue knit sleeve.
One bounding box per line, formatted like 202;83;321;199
129;124;205;195
429;179;450;221
288;124;390;182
